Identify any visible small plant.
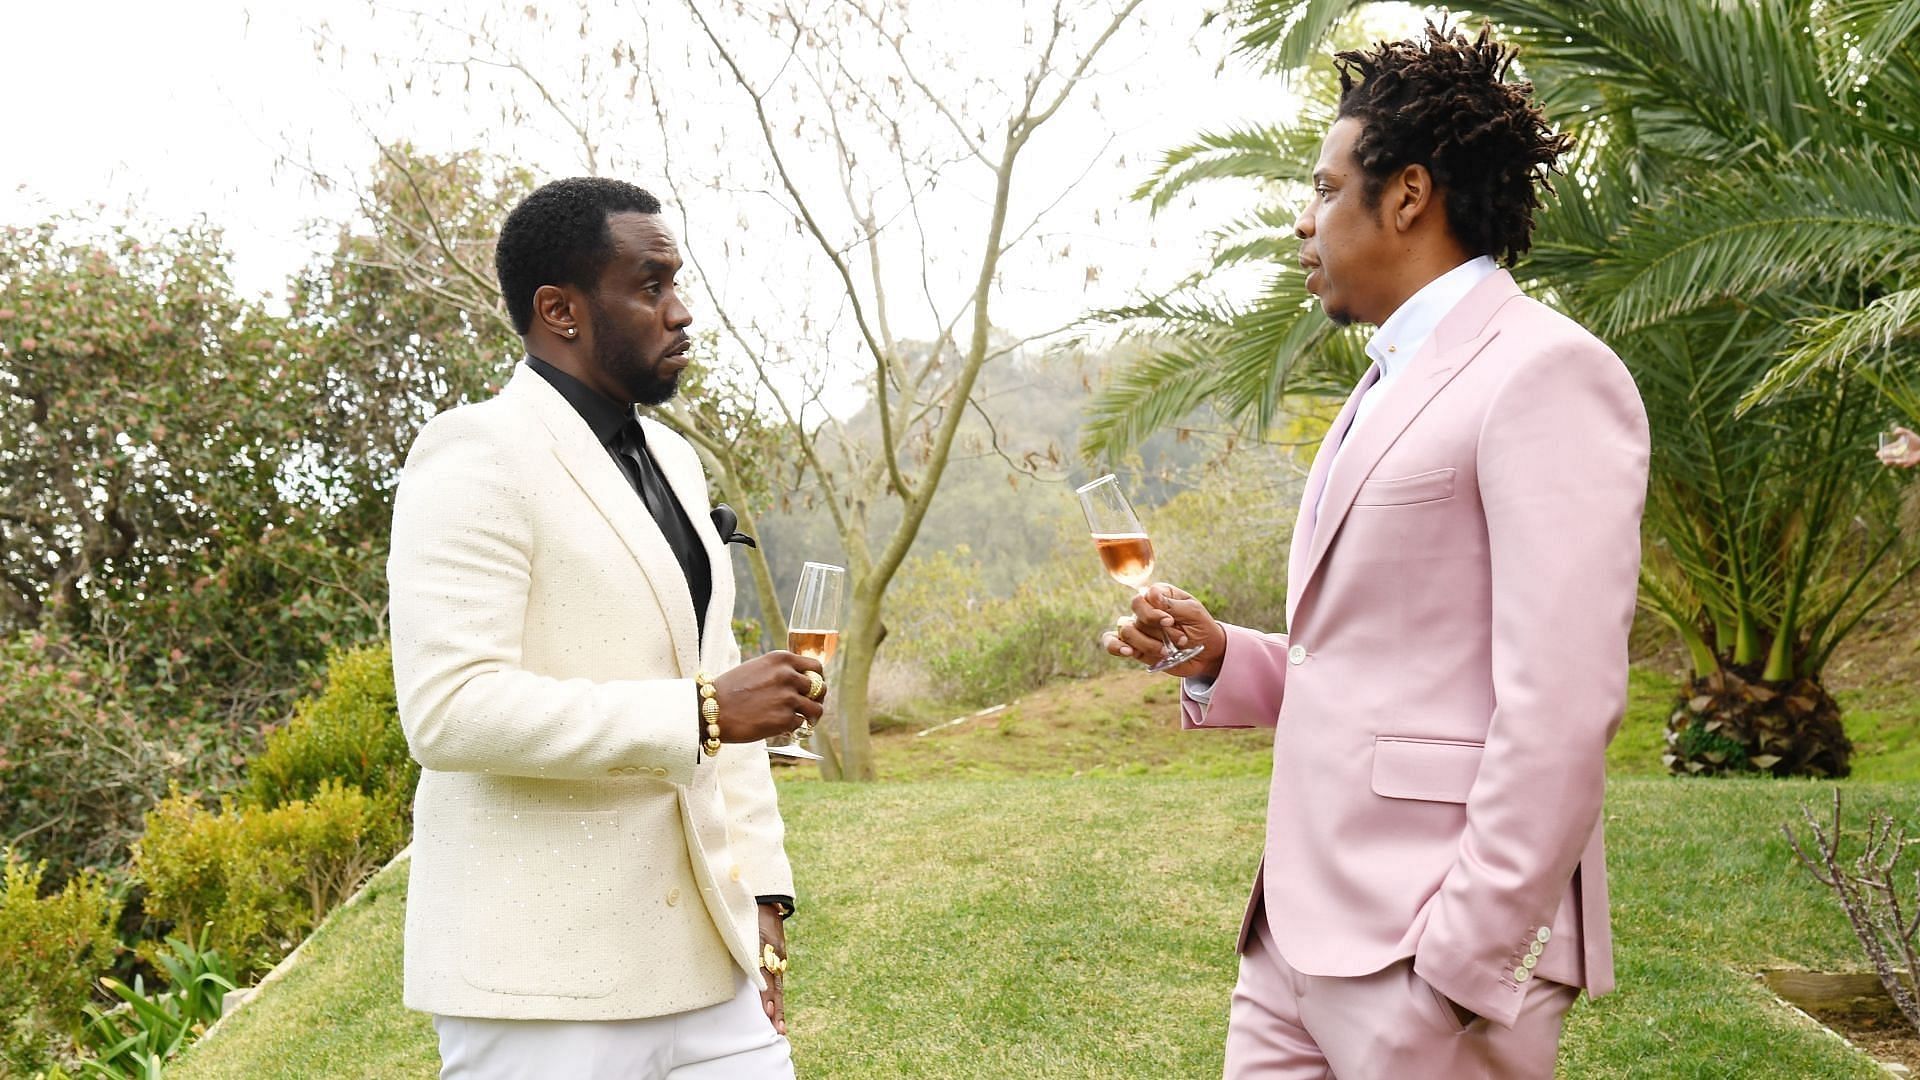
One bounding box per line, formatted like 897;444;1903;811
77;932;236;1078
1783;788;1920;1035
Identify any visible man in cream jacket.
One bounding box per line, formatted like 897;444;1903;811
389;177;824;1078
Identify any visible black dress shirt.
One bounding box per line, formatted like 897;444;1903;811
527;357;712;637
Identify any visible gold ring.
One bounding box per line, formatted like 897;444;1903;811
805;670;826;701
761;943;788;977
794;719;814;740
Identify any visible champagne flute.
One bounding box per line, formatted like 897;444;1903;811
1881;426;1920;467
770;561;843;761
1076;474;1205;673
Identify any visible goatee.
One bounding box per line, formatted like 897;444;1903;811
633;367;682;406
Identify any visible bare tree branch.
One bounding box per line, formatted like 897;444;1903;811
682;0;917;502
848;1;994;168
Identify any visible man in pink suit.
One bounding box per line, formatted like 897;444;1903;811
1104;24;1649;1078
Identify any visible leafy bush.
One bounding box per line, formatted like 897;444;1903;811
923;584;1117;707
78;933;236;1079
0;852;121;1077
247;642;416;822
135;782;394;977
885;464;1297;707
0;632;175;885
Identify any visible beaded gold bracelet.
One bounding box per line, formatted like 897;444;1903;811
696;671;722;757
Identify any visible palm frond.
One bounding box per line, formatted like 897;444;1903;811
1134;116;1329;213
1206;203;1310;268
1740;288;1920;411
1825;0;1920;90
1079;345;1234;463
1230;0;1367;73
1475;0;1835;156
1585;145;1920;335
1079;268;1365;460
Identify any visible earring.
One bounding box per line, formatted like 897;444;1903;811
564;327;577;338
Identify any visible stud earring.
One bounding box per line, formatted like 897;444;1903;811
564;327;577;338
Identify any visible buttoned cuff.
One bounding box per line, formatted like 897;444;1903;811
1182;676;1217;705
1414;922;1557;1030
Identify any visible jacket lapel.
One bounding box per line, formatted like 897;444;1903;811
505;366;701;675
1290;271;1524;615
641;416;734;666
1286;365;1378;624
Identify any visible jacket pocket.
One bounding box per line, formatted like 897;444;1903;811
1370;736;1484;803
458;810;624;999
1353;467;1456;507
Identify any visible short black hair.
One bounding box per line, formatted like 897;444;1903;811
1334;22;1571;267
494;177;663;334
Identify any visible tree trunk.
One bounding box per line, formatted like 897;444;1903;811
728;497;786;650
817;589;882;781
1664;663;1851;778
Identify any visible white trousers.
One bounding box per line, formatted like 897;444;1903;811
434;977;794;1080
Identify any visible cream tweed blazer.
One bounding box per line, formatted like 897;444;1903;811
388;362;793;1021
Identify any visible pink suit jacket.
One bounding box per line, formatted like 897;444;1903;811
1182;270;1649;1029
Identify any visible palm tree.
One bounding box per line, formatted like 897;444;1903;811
1090;0;1920;777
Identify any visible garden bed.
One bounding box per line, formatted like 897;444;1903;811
1766;970;1920;1073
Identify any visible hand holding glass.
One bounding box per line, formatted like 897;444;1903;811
1076;474;1205;673
773;561;843;761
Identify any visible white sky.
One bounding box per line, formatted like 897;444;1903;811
2;1;1303;326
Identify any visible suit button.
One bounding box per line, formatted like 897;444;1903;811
1513;967;1531;983
667;888;681;906
1529;941;1545;957
1522;955;1537;970
1287;644;1307;665
652;767;669;778
1536;927;1552;944
607;768;622;777
729;865;743;882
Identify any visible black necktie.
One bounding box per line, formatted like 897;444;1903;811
612;420;712;638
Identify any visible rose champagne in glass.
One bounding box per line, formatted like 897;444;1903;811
772;562;844;761
1076;474;1204;673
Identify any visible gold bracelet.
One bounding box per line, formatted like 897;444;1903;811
696;672;722;757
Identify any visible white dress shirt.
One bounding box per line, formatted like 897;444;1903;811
1185;255;1499;705
1318;255;1498;515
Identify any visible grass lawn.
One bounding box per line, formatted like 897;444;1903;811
180;662;1920;1078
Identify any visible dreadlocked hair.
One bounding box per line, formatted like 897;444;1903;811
1334;21;1572;267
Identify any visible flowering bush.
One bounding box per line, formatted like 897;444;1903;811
0;632;173;884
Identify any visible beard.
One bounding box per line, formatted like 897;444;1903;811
588;298;682;406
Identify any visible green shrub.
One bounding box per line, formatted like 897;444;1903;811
246;642;416;824
0;632;174;885
925;589;1117;707
885;465;1297;706
135;782;393;977
0;852;121;1077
